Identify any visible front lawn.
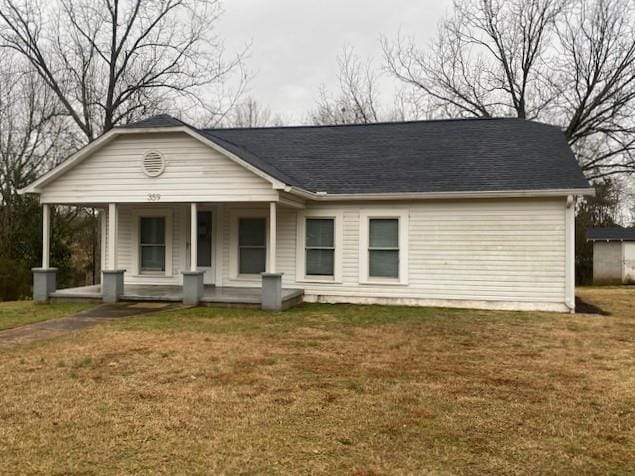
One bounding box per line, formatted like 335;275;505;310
0;288;633;474
0;301;95;331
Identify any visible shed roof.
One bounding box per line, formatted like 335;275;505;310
586;227;635;242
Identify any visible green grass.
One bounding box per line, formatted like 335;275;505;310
117;301;545;336
0;288;633;474
0;301;95;331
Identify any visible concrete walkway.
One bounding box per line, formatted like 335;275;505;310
0;302;187;348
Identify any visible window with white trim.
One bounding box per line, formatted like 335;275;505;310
238;217;266;274
368;218;399;278
305;218;335;276
296;210;343;282
139;216;166;272
359;210;408;284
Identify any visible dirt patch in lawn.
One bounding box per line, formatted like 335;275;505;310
0;288;633;474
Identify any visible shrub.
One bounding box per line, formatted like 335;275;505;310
0;257;32;301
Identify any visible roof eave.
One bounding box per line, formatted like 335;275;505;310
287;187;596;201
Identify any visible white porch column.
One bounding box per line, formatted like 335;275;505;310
183;202;204;305
107;203;118;270
33;203;57;303
190;202;198;271
268;201;277;273
102;202;124;303
262;201;283;311
42;203;50;269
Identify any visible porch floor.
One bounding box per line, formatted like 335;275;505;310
50;284;304;307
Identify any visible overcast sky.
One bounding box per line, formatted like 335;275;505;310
217;0;454;123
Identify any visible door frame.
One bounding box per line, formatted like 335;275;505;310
188;205;218;285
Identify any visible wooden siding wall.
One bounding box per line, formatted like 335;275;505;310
278;199;566;308
104;198;568;309
592;242;623;285
102;204;188;284
624;242;635;284
40;132;278;203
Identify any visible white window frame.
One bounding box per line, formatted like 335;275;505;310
229;209;269;281
131;208;173;277
296;209;343;283
359;209;408;285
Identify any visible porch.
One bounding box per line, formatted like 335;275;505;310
32;197;305;311
51;284;304;309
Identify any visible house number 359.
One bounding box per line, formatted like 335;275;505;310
147;193;161;201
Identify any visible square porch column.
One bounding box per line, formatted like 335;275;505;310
102;203;126;303
262;201;283;311
182;202;204;305
33;203;57;303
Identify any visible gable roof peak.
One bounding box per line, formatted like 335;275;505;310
120;114;191;129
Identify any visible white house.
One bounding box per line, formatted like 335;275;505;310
20;115;593;312
587;228;635;285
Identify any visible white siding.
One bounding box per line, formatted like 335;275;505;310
624;242;635;284
217;198;567;310
592;242;623;284
104;197;569;311
103;204;188;284
40;132;278;204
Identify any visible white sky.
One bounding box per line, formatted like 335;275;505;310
217;0;453;123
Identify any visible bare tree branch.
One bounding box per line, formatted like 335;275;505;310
0;0;249;142
382;0;635;180
310;47;384;125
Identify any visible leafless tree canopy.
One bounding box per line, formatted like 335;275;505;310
0;0;248;141
311;48;382;125
0;53;66;251
382;0;635;179
222;97;283;128
0;54;66;202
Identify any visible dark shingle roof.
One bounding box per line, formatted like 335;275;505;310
122;114;189;128
125;115;591;195
587;227;635;241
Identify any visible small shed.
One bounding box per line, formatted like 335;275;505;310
587;227;635;284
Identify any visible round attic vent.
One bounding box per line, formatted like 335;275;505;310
142;150;166;177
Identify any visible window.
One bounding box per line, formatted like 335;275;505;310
296;210;343;282
368;218;399;278
238;218;266;274
139;216;166;272
305;218;334;276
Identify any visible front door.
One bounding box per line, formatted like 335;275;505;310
197;210;214;284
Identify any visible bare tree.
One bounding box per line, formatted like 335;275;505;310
0;0;248;142
0;53;66;255
554;0;635;179
223;96;283;128
311;48;382;125
0;55;66;203
382;0;635;179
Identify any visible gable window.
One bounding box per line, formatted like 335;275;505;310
139;216;166;272
368;219;399;278
238;217;266;274
305;218;335;276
